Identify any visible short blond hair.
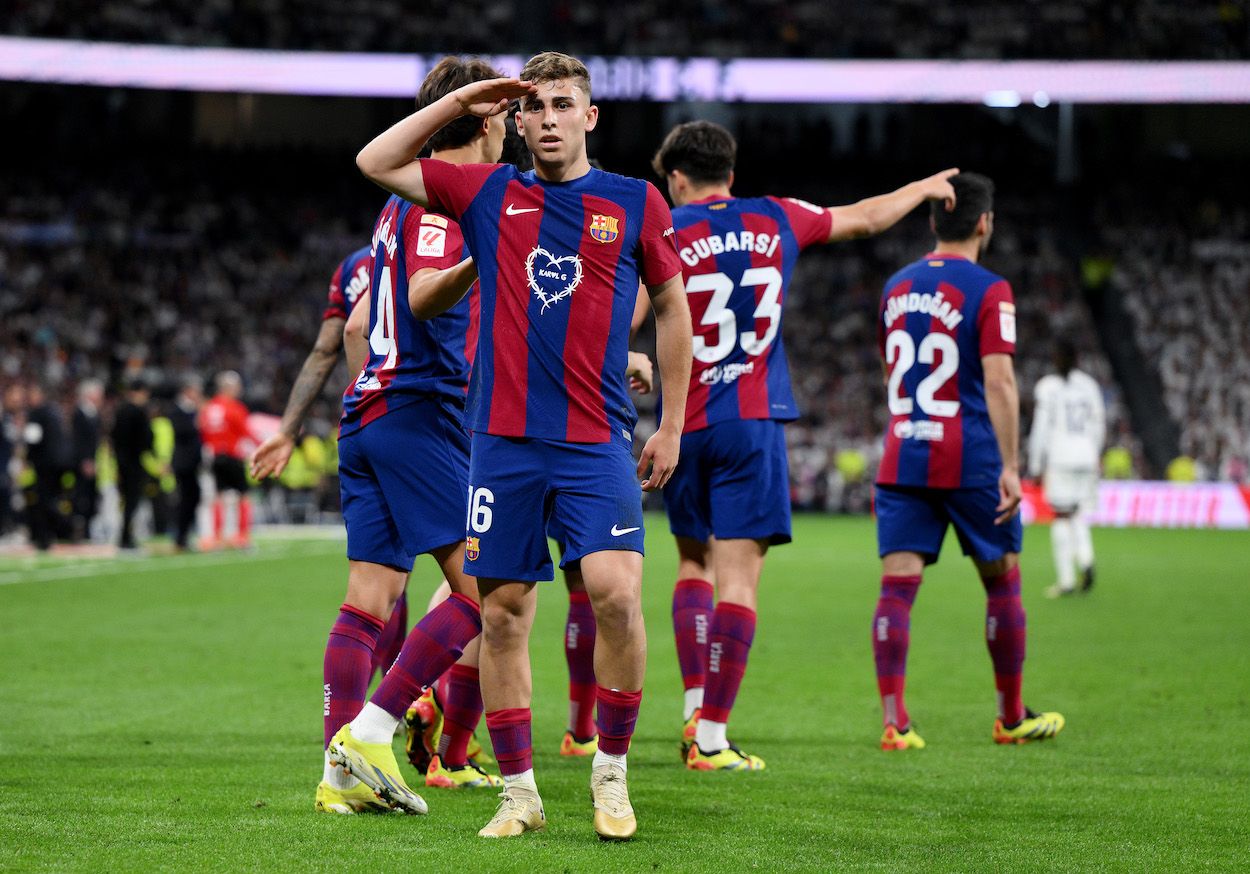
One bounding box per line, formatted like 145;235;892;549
519;51;591;101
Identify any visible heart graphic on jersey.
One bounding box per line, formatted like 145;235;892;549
525;246;584;313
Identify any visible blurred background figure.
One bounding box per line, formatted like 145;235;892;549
25;383;74;551
169;377;205;551
1028;340;1107;597
71;378;104;542
199;371;254;550
112;378;153;551
0;384;27;540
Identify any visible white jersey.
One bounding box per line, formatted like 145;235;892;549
1028;368;1106;474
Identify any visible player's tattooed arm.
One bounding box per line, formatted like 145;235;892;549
637;273;693;491
250;317;344;479
357;78;537;204
343;289;371;377
409;260;479;319
826;168;959;242
984;353;1022;524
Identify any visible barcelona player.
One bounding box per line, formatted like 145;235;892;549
347;52;693;841
651;121;959;770
302;56;526;817
872;172;1064;750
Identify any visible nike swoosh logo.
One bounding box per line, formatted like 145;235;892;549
611;525;640;537
506;203;539;215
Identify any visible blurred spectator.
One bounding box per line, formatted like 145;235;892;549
0;385;25;537
1102;446;1134;480
169;377;204;551
71;378;103;540
25;383;74;550
1167;455;1198;482
112;379;153;550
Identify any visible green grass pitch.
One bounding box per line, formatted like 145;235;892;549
2;516;1247;871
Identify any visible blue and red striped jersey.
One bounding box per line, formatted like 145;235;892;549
420;159;682;443
672;195;832;432
875;253;1016;489
339;196;475;437
322;245;372;322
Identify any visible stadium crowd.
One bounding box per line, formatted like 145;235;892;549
5;0;1246;59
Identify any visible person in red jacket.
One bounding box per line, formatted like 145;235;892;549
198;371;254;549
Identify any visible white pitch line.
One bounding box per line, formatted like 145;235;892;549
0;541;345;587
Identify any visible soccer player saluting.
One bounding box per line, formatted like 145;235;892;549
1027;339;1106;598
353;52;693;840
311;57;524;816
651;121;959;770
872;172;1064;749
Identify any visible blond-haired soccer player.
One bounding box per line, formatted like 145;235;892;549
341;52;693;840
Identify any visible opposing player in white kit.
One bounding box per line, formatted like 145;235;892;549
1028;340;1106;597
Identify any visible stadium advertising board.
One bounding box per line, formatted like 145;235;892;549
1022;481;1250;529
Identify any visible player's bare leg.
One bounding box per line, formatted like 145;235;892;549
579;549;644;839
688;538;767;770
561;562;600;755
476;578;545;837
672;536;715;756
874;551;927;750
329;543;483;814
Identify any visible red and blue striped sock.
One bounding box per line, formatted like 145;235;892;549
672;578;714;693
873;574;922;728
983;566;1026;725
700;602;756;725
485;707;533;776
369;593;481;719
323;604;385;748
438;664;483;767
596;686;643;755
371;591;407;679
565;590;598;738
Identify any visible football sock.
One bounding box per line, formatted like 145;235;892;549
596;686;642;756
486;708;534;777
672;578;714;693
983;566;1026;725
592;749;627;772
873;574;922;728
211;497;224;542
323;604;385;747
439;664;483;767
351;701;399;744
683;687;704;722
371;591;407;679
695;718;728;752
701;602;756;726
564;590;598;738
1072;514;1094;571
503;769;538;793
1051;517;1076;590
368;593;481;721
237;496;252;543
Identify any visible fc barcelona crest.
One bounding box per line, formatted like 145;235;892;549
466;536;480;561
589;214;620;243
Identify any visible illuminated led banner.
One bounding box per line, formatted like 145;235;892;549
1022;481;1250;529
3;36;1250;104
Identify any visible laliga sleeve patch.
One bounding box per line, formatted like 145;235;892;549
999;302;1017;344
416;226;446;258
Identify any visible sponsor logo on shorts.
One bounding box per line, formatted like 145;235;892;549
893;419;945;441
465;536;481;561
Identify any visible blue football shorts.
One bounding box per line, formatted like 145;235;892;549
337;396;470;571
663;418;792;546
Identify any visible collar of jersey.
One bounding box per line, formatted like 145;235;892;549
521;167;600;190
925;251;969;261
689;194;734;206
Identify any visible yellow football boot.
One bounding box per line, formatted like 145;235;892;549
560;730;598;757
467;731;493;764
679;708;700;761
686;741;766;771
327;724;428;815
314;779;393;814
425;755;503;789
478;785;547;838
590;763;636;841
880;723;927;751
404;688;442;774
993;708;1066;744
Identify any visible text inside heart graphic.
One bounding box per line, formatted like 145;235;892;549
525;246;584;313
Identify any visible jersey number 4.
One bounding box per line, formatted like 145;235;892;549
369;265;400;374
885;330;960;417
688;267;782;364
